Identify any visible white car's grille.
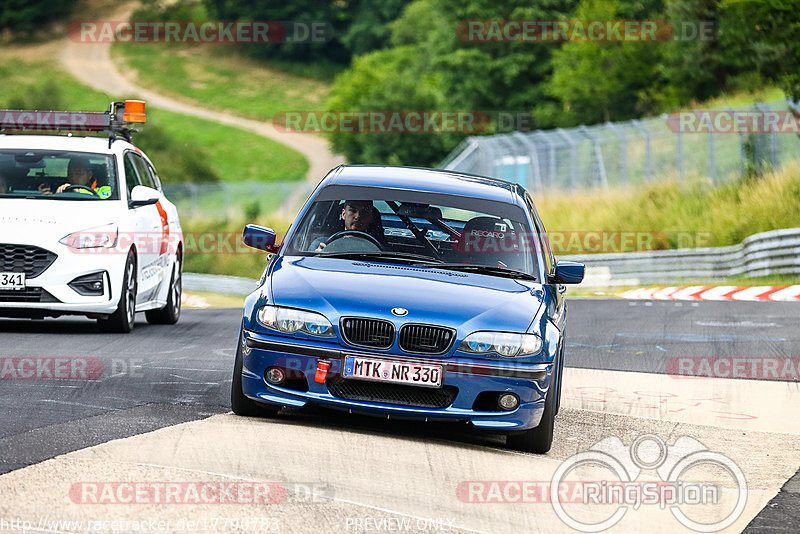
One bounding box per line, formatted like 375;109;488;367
0;244;57;278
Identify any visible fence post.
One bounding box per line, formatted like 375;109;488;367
556;128;578;189
631;119;652;180
606;121;627;184
579;125;609;190
670;113;684;180
708;124;716;185
533;131;557;189
512;132;543;192
186;183;199;216
729;107;745;173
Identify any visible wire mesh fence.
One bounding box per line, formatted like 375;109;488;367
440;100;800;192
162;180;316;219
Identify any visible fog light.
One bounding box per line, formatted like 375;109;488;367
265;367;286;385
498;393;519;411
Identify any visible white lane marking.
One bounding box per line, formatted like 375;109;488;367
37;399;118;411
696;320;780;327
130;461;489;534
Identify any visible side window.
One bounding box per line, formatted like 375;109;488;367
146;162;162;192
131;154;156;190
525;193;555;276
123;153;141;194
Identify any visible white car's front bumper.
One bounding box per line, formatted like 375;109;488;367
0;241;126;317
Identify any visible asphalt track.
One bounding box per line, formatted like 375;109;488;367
0;300;798;533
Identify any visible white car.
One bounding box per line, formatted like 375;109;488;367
0;101;183;332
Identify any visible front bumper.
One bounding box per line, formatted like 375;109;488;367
0;241;125;317
240;329;553;432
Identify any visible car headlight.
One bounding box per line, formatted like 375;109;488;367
458;332;542;357
257;305;334;337
59;223;118;249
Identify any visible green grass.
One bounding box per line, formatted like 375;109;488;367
111;43;332;120
687;86;785;110
148;108;307;182
0;58;307;183
181;213;293;279
536;161;800;254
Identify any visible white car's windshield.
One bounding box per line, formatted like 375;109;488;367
0;149;118;200
286;188;541;278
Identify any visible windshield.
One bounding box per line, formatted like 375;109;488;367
0;149;119;200
286;187;541;277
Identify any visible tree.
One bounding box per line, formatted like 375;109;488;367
0;0;73;35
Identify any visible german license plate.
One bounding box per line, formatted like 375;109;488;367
0;272;25;290
343;356;443;388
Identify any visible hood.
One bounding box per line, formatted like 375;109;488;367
269;256;544;333
0;198;121;244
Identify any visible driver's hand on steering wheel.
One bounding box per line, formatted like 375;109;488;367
55;183;71;194
314;242;327;252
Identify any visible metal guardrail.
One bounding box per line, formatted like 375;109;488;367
183;273;258;296
563;227;800;286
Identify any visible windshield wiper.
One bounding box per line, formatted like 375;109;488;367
433;263;537;281
316;251;444;265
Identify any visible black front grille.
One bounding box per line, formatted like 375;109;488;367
0;244;57;278
399;324;455;354
0;287;59;303
341;318;395;349
328;378;458;408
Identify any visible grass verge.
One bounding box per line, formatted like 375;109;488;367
536;161;800;254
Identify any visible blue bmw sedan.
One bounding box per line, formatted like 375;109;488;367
232;165;584;453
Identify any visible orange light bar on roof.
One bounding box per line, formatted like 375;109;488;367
123;100;146;123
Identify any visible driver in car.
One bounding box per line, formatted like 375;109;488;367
311;199;382;252
40;157;112;198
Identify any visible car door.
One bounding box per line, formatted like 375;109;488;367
124;151;164;305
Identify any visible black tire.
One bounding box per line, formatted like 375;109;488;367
98;251;136;333
231;329;280;417
145;253;182;325
506;352;560;454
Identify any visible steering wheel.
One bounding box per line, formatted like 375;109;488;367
64;184;99;197
324;230;383;250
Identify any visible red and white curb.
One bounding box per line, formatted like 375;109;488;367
180;293;211;308
620;285;800;301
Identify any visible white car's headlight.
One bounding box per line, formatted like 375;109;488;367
458;332;542;357
59;223;118;249
257;305;334;337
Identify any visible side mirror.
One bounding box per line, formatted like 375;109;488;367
553;260;585;284
243;224;278;252
129;185;160;208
